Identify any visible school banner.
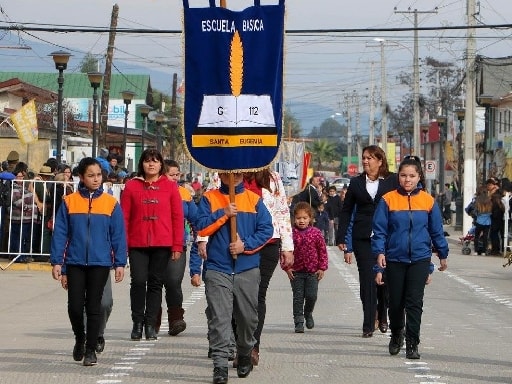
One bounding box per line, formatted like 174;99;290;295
182;0;285;171
274;140;306;197
10;100;38;144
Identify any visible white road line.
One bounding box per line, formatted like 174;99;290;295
96;286;205;384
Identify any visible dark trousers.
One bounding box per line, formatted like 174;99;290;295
129;247;170;326
254;241;280;348
67;265;110;351
164;246;187;308
353;237;387;333
386;259;430;343
490;220;503;253
474;223;490;254
290;272;318;324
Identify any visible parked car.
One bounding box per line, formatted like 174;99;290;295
330;177;351;191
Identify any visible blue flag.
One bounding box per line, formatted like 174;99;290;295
183;0;285;171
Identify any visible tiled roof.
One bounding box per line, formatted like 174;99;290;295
0;72;151;100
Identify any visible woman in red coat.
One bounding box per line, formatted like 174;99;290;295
121;149;184;340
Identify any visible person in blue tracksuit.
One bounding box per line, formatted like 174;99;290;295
50;157;127;367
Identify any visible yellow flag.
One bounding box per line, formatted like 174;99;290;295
10;100;38;144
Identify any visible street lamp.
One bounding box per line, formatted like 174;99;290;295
139;104;152;152
87;72;103;158
50;50;71;164
477;94;493;184
421;123;430;161
437;115;447;189
154;112;165;153
121;90;136;165
454;108;465;231
168;117;179;160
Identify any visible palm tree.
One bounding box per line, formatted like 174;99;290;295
308;139;337;171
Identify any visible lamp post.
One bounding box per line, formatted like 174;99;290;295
454;108;465;231
121;90;136;165
139;104;152;153
168;117;179;160
478;95;493;184
87;72;103;158
437;115;447;190
50;50;71;164
154;113;165;153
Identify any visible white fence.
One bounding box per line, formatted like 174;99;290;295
0;179;124;267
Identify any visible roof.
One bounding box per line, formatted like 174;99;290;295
476;55;512;102
0;72;151;100
0;78;57;104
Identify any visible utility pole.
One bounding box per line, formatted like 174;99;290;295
394;7;438;156
368;62;376;146
99;4;119;149
343;93;353;170
354;92;363;173
463;0;477;236
380;41;387;150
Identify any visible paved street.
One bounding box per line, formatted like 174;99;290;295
1;232;512;384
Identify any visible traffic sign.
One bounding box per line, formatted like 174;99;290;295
425;160;437;180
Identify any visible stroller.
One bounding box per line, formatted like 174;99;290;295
459;226;476;255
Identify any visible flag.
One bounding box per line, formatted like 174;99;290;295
10;100;38;144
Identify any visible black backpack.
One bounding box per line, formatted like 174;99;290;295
0;179;12;208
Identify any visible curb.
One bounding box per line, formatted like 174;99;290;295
0;261;52;272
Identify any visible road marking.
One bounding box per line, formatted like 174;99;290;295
97;286;205;384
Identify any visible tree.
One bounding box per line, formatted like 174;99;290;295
79;52;99;73
307;139;338;171
283;109;302;138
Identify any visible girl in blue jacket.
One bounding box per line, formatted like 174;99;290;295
50;157;127;366
372;156;448;360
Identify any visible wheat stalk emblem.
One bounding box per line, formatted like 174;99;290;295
230;30;243;97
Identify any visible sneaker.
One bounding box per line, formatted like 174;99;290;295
212;367;228;384
72;341;85;361
305;313;315;329
83;349;97;366
95;336;105;353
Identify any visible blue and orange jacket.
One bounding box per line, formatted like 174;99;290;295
178;185;198;245
196;181;273;275
371;186;448;263
50;183;127;269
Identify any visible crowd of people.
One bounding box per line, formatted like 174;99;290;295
1;145;474;381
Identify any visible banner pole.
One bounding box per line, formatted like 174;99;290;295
220;0;238;259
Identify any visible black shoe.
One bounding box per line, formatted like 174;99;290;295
168;319;187;336
96;336;105;353
305;312;315;329
406;338;420;359
145;324;157;340
72;341;85;361
362;331;373;338
379;321;388;333
294;322;304;333
389;331;404;355
212;367;228;384
236;354;253;378
83;349;97;366
131;322;143;340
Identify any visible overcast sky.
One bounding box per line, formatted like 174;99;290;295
1;0;511;132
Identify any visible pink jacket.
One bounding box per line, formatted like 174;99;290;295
121;175;184;252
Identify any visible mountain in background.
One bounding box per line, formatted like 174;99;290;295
1;35;337;135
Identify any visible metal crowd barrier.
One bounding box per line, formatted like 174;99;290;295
0;179;124;270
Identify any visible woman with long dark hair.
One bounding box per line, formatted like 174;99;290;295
336;145;399;337
121;149;184;341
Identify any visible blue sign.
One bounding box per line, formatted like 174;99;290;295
183;0;285;171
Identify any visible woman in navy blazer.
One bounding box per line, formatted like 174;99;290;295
336;145;399;337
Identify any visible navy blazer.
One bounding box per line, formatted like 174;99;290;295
336;173;398;244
